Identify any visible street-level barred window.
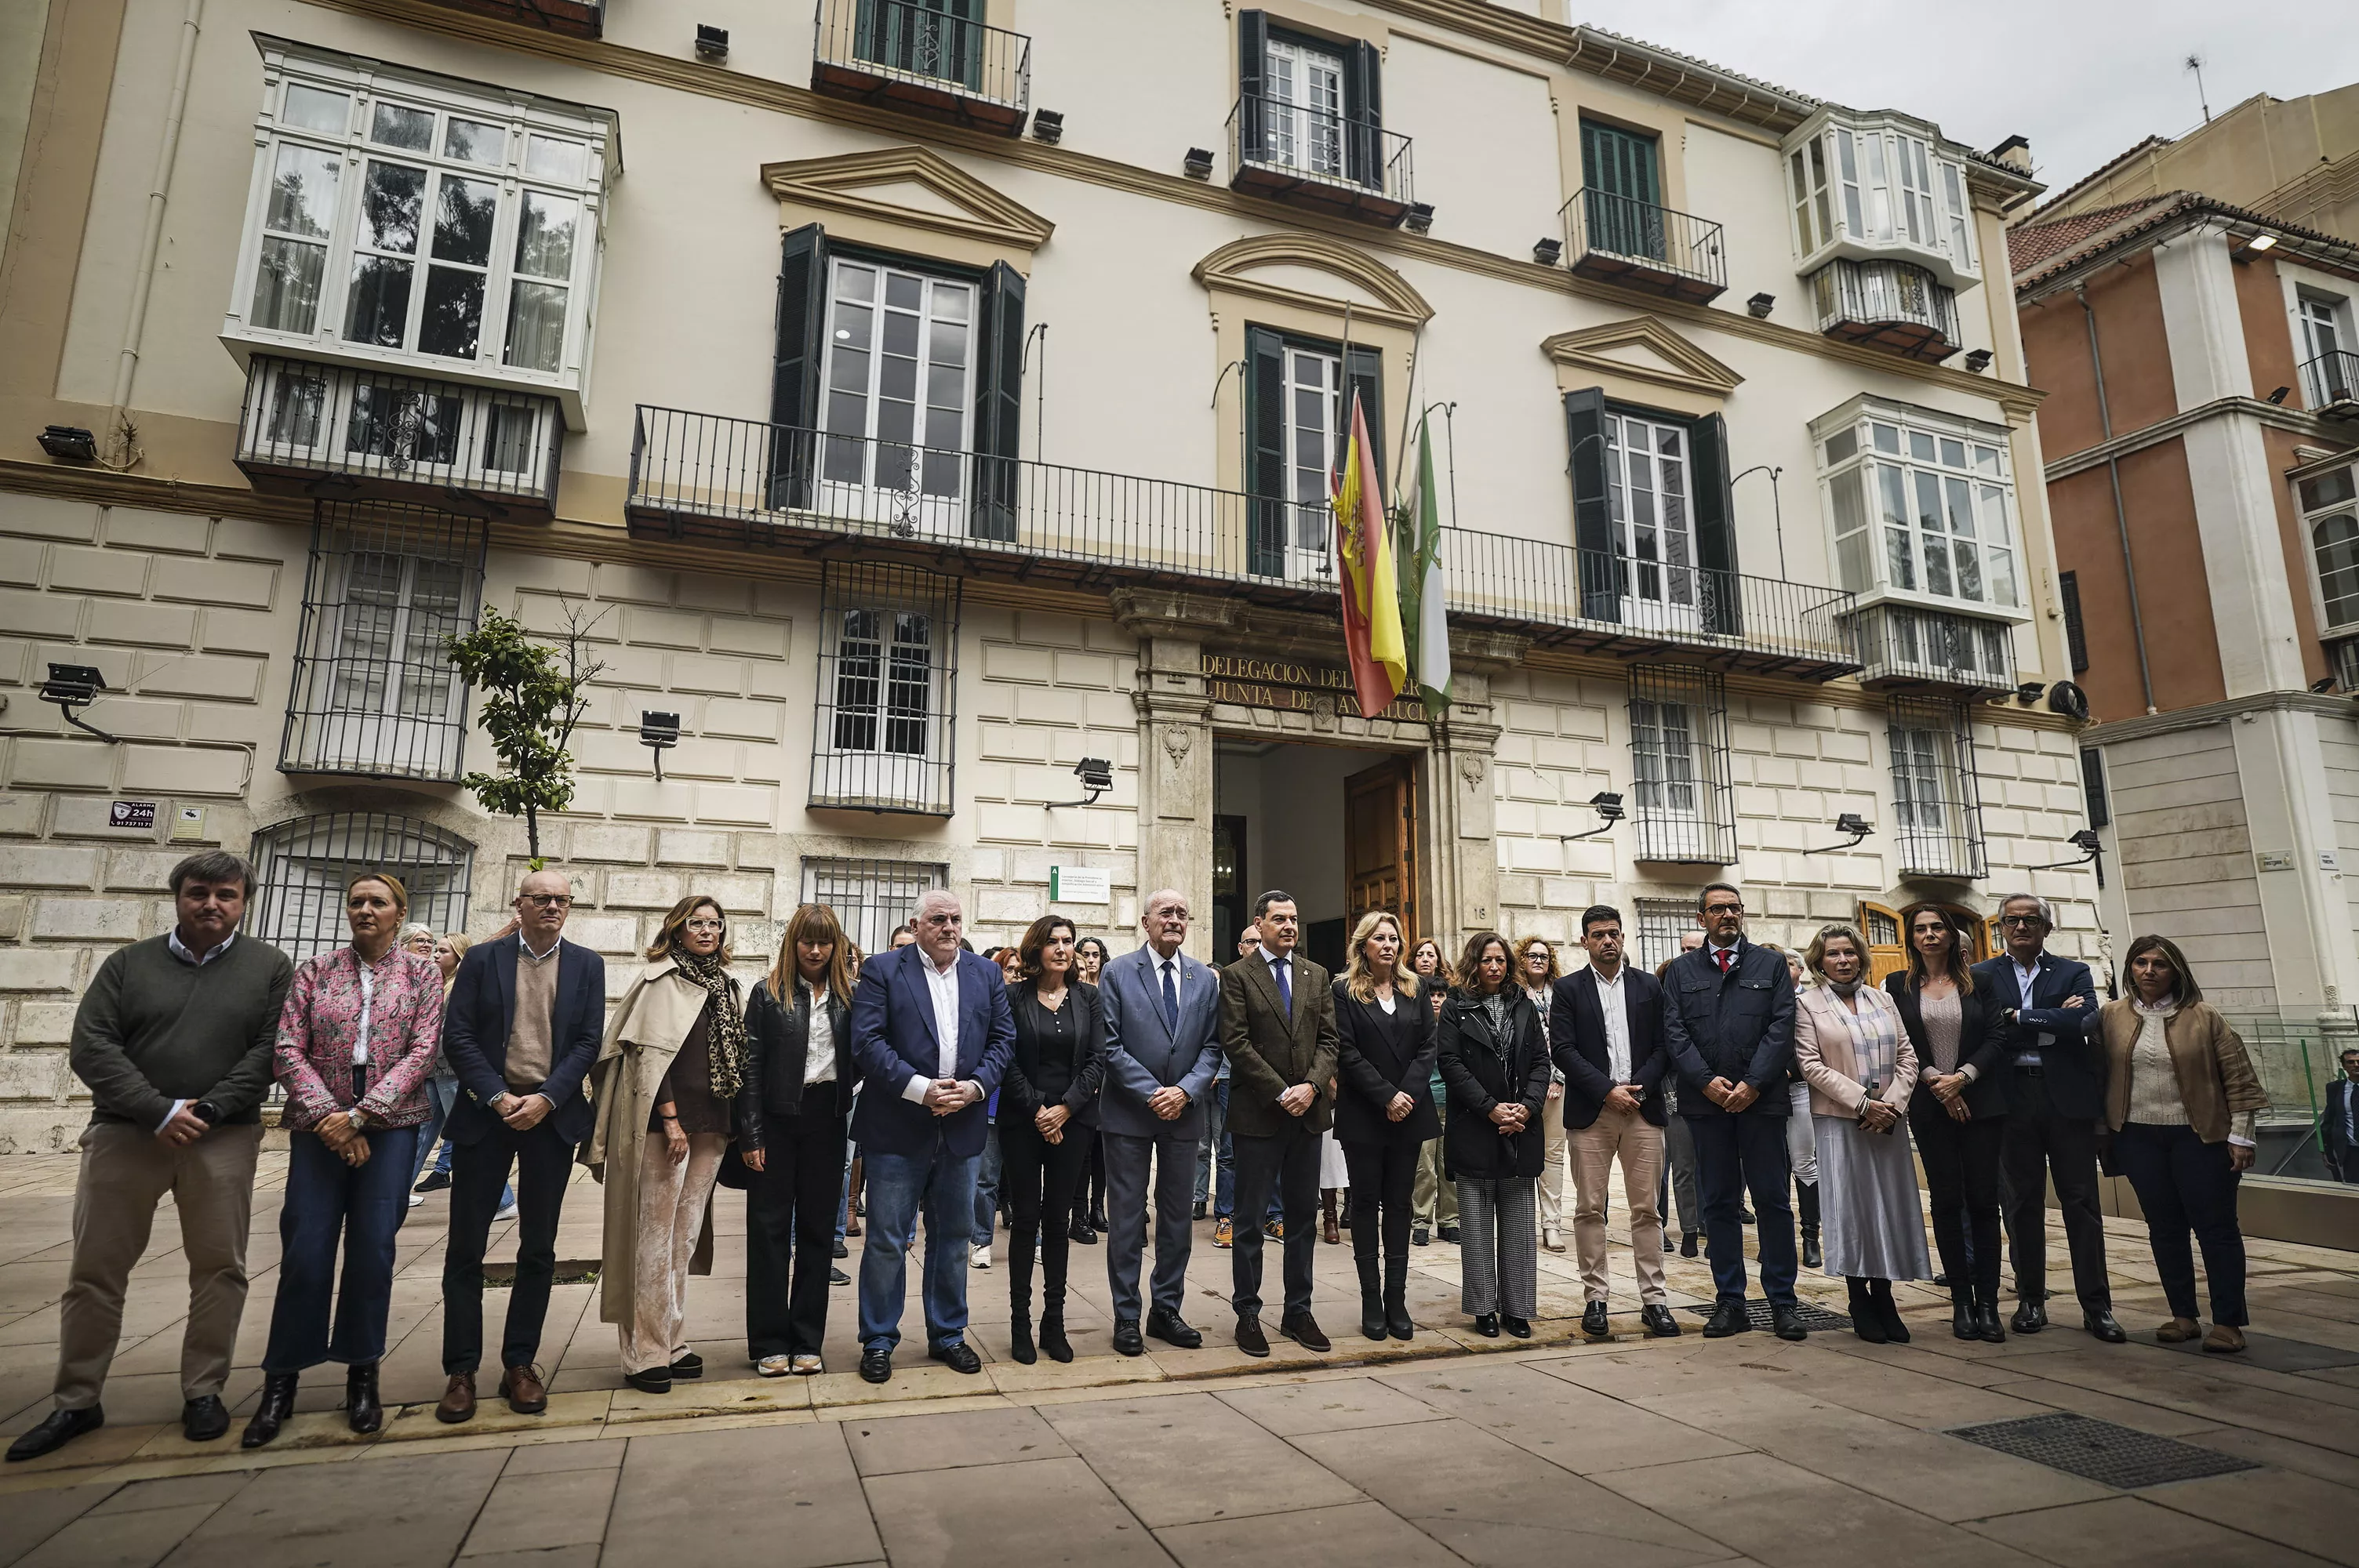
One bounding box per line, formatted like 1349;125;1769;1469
1888;695;1986;880
231;38;611;388
1816;397;2020;612
809;561;959;816
801;856;946;959
249;811;475;962
1627;663;1735;866
1632;899;1692;974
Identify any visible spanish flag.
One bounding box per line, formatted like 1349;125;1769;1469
1332;390;1406;718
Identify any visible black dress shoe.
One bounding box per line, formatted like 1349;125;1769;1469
6;1406;103;1462
668;1352;703;1380
1703;1299;1750;1338
1411;1224;1430;1247
1582;1301;1611;1338
1771;1305;1808;1341
1472;1313;1500;1338
413;1171;451;1194
1111;1316;1145;1357
1680;1232;1700;1259
1801;1232;1824;1270
1501;1315;1532;1340
241;1379;293;1448
1067;1218;1098;1245
1932;1272;1950;1289
1438;1224;1460;1243
1193;1201;1208;1221
1739;1207;1756;1224
830;1267;850;1285
1952;1301;1978;1341
346;1362;383;1435
624;1367;673;1393
832;1239;849;1259
1235;1315;1270;1357
1147;1308;1202;1349
930;1340;983;1374
859;1347;892;1384
1973;1304;2007;1344
1641;1305;1682;1338
183;1393;231;1443
2012;1301;2048;1334
2083;1309;2128;1344
1278;1312;1331;1352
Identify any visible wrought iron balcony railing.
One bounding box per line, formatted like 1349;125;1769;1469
2301;349;2359;416
1227;93;1412;225
1845;601;2017;692
1809;258;1961;362
1560;188;1727;304
812;0;1030;134
234;354;564;515
627;408;1862;681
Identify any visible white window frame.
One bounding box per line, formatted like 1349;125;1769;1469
2299;293;2355;408
1888;702;1983;880
1631;695;1703;822
1781;109;1979;288
1281;342;1342;583
800;857;947;960
1604;411;1700;632
811;602;951;807
224;38;613;427
2299;463;2359;635
1263;34;1345;180
1812;396;2027;620
816;256;977;535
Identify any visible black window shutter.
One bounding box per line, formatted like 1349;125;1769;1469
768;223;828;509
1245;325;1288;578
1563;388;1616;622
2081;746;2109;829
1238;10;1269;160
2059;569;2089;672
1343;38;1383;190
969;260;1024;542
1688;412;1741;635
1343;343;1384;491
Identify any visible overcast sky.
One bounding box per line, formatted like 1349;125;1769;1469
1572;1;2359;202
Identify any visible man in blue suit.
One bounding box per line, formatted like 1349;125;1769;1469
849;890;1015;1384
1096;889;1223;1356
437;867;606;1424
1662;883;1806;1341
2326;1050;2359;1182
1976;892;2123;1341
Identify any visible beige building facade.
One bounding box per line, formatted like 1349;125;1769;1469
0;0;2092;1149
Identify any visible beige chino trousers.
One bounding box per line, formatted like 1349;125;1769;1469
1568;1105;1667;1306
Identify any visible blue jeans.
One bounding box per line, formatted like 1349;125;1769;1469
857;1143;983;1353
972;1117;1002;1249
264;1123;419;1373
1195;1079;1236;1218
413;1078;511;1208
836;1139;855;1246
1689;1110;1799;1307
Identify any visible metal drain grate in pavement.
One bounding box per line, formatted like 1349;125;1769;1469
1680;1298;1852;1331
1946;1412;2259;1489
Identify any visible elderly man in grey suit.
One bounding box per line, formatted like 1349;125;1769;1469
1096;889;1223;1356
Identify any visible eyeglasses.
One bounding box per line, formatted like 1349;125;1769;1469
684;920;724;933
520;894;572;909
1703;903;1743;916
1999;915;2047;928
920;913;962;927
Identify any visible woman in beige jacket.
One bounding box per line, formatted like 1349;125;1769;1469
1794;923;1932;1343
2100;934;2267;1354
584;895;746;1392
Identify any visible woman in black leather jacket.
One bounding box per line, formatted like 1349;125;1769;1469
736;903;856;1377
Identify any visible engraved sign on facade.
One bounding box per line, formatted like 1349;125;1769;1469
1201;653;1426;723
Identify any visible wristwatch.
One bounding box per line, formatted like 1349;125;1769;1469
347;1107;370;1131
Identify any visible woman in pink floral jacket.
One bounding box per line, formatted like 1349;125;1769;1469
242;871;445;1449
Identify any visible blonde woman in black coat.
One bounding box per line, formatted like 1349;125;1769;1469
1437;931;1551;1339
1333;910;1438;1342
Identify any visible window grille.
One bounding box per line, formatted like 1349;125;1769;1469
809;561;960;815
1632;898;1693;975
1627;663;1736;865
249;811;476;962
1888;695;1986;880
281;501;486;781
800;855;946;959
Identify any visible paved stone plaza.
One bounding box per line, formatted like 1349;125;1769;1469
2;1152;2356;1566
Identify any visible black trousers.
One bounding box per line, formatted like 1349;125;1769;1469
1999;1069;2111;1312
1910;1098;2005;1305
2115;1121;2248;1326
1000;1116;1094;1319
1230;1120;1320;1319
743;1082;849;1362
1340;1139;1416;1277
442;1116;574;1375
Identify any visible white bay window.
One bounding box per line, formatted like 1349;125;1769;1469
1814;397;2021;615
1783;108;1979;289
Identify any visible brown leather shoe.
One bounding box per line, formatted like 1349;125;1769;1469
500;1363;549;1415
434;1373;477;1425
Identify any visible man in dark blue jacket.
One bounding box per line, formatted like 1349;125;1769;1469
1661;883;1805;1340
848;891;1015;1384
437;867;606;1423
1976;892;2122;1341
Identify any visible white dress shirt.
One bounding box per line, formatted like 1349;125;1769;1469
902;952;980;1104
1375;987;1396;1016
1594;964;1632;1083
2011;954;2053;1065
804;982;835;1086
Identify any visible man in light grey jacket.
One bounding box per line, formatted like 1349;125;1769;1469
1096;890;1222;1356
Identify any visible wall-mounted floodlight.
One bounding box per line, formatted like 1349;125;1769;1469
639;710;680;781
1803;811;1874;854
1561;791;1624;843
1049;756;1113;808
42;663;118;743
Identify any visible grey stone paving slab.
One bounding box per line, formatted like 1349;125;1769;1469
864;1455;1171;1568
89;1473;254;1515
1379;1358;1747;1474
603;1423;879;1568
2136;1461;2359;1566
1212;1375;1447;1437
155;1448;504;1568
19;1501;222;1568
2;1483;121;1568
845;1405;1073;1476
1154;1499;1460;1568
1038;1391;1361;1529
1964;1494;2338;1567
456;1462;616;1556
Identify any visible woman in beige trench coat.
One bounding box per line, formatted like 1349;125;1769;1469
584;895;747;1393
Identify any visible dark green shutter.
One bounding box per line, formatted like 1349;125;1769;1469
1343;38;1383;191
1688;412;1740;635
969;260;1023;542
1344;343;1383;491
1579;119;1663;260
1563;388;1616;622
1245;325;1287;579
768;223;827;510
2059;571;2089;672
1238;10;1270;160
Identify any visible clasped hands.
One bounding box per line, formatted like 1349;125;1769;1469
1036;1103;1074;1144
1278;1083;1317;1116
1487;1099;1528;1134
1703;1076;1759;1112
1856;1098;1899;1133
492;1091;554;1131
315;1109;373;1167
924;1079;981;1117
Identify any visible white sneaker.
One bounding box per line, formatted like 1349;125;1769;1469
408;1192;426;1208
495;1201;520;1222
970;1243;992;1269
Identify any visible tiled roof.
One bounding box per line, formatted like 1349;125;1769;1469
2008;198;2168;274
2026;135;2174;220
2011;191;2359;292
1565;27;1820;111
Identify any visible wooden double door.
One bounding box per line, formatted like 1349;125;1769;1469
1345;754;1420;948
1861;898;1997;985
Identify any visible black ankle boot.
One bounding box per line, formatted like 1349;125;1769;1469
1383;1257;1414;1341
346;1362;383;1434
242;1372;299;1449
1038;1311;1072;1363
1797;1181;1823;1270
1868;1279;1910;1343
1847;1278;1888;1344
1950;1290;1977;1341
1356;1257;1386;1341
1009;1308;1036;1365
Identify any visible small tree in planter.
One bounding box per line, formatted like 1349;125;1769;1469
445;603;606;869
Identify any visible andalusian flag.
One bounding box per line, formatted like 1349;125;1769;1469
1332;390;1406;717
1397;415;1452;718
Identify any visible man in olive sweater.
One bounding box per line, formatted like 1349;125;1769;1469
7;851;293;1463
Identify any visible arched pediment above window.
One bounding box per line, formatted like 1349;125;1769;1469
1191;233;1433;328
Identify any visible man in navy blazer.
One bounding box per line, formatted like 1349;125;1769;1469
2326;1050;2359;1182
1550;905;1679;1341
1661;883;1806;1341
1975;892;2123;1341
1096;890;1223;1356
437;868;605;1423
847;891;1014;1383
